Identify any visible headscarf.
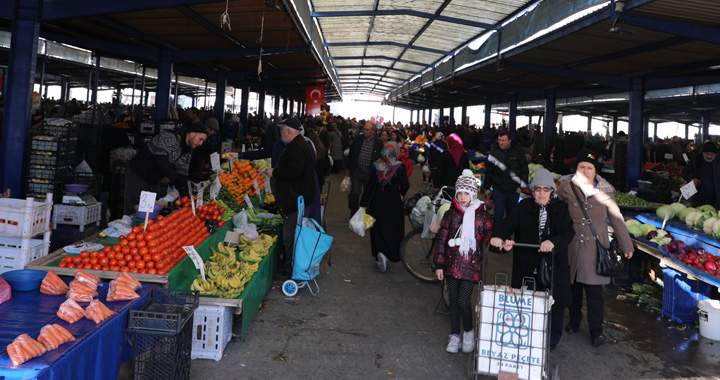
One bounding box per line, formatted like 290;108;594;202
374;141;403;188
446;133;464;166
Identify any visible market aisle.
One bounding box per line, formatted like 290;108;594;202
189;169;720;380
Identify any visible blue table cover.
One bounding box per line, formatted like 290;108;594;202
0;283;151;380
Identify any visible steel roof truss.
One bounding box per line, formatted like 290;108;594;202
500;60;630;90
174;47;309;63
329;55;431;68
333;64;418;75
311;10;499;30
323;42;448;56
619;14;720;46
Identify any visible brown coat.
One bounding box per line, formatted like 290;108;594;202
557;176;634;285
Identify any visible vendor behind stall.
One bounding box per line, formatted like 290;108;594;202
681;141;719;207
123;123;208;215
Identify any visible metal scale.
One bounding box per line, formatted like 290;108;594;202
62;191;97;205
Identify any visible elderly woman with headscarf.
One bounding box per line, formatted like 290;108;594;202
360;142;410;272
490;168;575;350
434;133;470;194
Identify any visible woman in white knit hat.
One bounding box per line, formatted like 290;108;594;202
433;169;493;354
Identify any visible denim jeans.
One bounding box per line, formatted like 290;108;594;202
492;189;520;226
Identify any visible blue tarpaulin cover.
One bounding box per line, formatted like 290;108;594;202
633;214;720;288
0;283;150;380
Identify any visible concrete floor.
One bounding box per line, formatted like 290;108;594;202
189;170;720;380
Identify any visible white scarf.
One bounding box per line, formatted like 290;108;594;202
458;199;483;257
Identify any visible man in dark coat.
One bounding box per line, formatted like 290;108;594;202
268;118;317;278
346;121;383;217
481;131;529;226
490;168;575;350
681;141;720;207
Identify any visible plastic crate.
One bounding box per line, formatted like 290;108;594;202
612;250;646;287
52;203;102;231
0;235;50;274
126;314;193;380
140;122;155;135
30;152;75;166
191;305;233;361
127;289;199;333
50;224;101;251
0;195;52;237
158;122;178;133
661;268;712;324
40;120;78;138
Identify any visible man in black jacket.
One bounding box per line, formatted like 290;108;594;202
346;121;383;217
123;124;207;215
268;117;317;278
481;131;529;226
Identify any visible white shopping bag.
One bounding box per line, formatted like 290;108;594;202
349;208;366;237
340;176;352;192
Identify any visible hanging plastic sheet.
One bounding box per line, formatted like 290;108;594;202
0;284;151;380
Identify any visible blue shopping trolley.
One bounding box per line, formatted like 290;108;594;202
282;196;333;297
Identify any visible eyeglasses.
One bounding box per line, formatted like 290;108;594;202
534;186;553;193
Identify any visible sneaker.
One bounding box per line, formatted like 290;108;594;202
565;323;580;335
446;334;461;353
462;330;474;353
591;334;606;347
377;252;388;272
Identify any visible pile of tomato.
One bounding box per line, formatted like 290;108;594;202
58;207;210;274
174;196;226;228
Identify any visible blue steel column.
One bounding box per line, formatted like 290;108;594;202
484;103;491;129
60;76;68;104
289;98;295;116
214;71;227;125
273;95;281;117
239;85;249;132
173;72;179;107
543;91;556;161
449;107;455;125
702;111;710;142
154;51;173;120
461;106;467;126
282;97;288;116
612;115;618;137
38;55;46;98
0;0;40;196
257;90;266;125
627;78;645;191
91;55;100;105
509;95;517;138
438;108;444;125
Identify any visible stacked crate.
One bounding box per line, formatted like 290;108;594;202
109;162;128;220
0;195;53;274
27;121;78;202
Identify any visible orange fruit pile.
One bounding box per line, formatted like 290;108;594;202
218;160;265;202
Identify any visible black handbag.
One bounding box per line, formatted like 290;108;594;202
570;184;622;277
537;252;552;288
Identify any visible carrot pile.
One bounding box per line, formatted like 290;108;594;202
37;324;75;350
85;300;115;324
67;281;97;303
40;271;69;295
57;299;85;324
6;334;46;366
218;160;265;202
74;269;100;290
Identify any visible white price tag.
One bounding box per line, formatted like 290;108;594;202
228;158;235;173
188;181;196;216
183;246;206;281
683;153;689;163
221;142;232;155
197;184;204;207
627;190;637;196
242;144;246;153
244;194;254;210
664;153;674;160
680;181;697;200
253;180;261;198
210;152;221;172
138;191;157;213
210;175;221;200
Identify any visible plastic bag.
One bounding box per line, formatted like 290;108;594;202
364;213;376;229
106;280;140;302
340;176;352;192
430;201;451;233
349;208;366;237
233;209;249;229
421;206;436;239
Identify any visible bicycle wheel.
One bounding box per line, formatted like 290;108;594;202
400;228;440;283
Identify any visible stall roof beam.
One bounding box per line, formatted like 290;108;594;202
40;0;219;21
323;42;449;56
311;10;499;30
174;47;309;63
329;56;431;68
333;65;418;75
499;60;630;90
336;73;404;82
620;14;720;46
41;31;158;63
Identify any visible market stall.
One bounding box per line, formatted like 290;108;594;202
0;284;151;380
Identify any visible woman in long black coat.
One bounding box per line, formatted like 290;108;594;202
433;133;469;193
490;168;575;350
361;142;410;272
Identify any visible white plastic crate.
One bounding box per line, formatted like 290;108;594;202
0;235;50;274
0;194;53;238
140;122;155;134
475;285;553;380
158;122;177;133
191;305;233;361
52;203;102;231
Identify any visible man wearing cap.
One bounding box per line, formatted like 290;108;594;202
482;131;529;226
267;118;317;278
681;141;720;207
188;118;220;182
347;121;384;217
123;123;208;215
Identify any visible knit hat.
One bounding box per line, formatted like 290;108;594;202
187;121;208;135
455;169;479;202
530;168;556;191
702;141;718;154
575;149;599;169
204;117;219;131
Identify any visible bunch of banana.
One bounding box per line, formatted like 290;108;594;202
191;275;218;296
264;193;275;203
215;268;246;292
238;248;263;263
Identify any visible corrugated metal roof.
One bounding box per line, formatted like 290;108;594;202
311;0;534;97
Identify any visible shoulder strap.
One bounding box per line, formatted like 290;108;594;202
570;183;601;242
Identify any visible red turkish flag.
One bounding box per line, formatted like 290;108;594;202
305;85;325;115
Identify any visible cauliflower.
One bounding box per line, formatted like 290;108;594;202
712;219;720;239
686;211;702;228
703;217;718;235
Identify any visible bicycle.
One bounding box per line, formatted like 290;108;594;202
399;186;454;284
